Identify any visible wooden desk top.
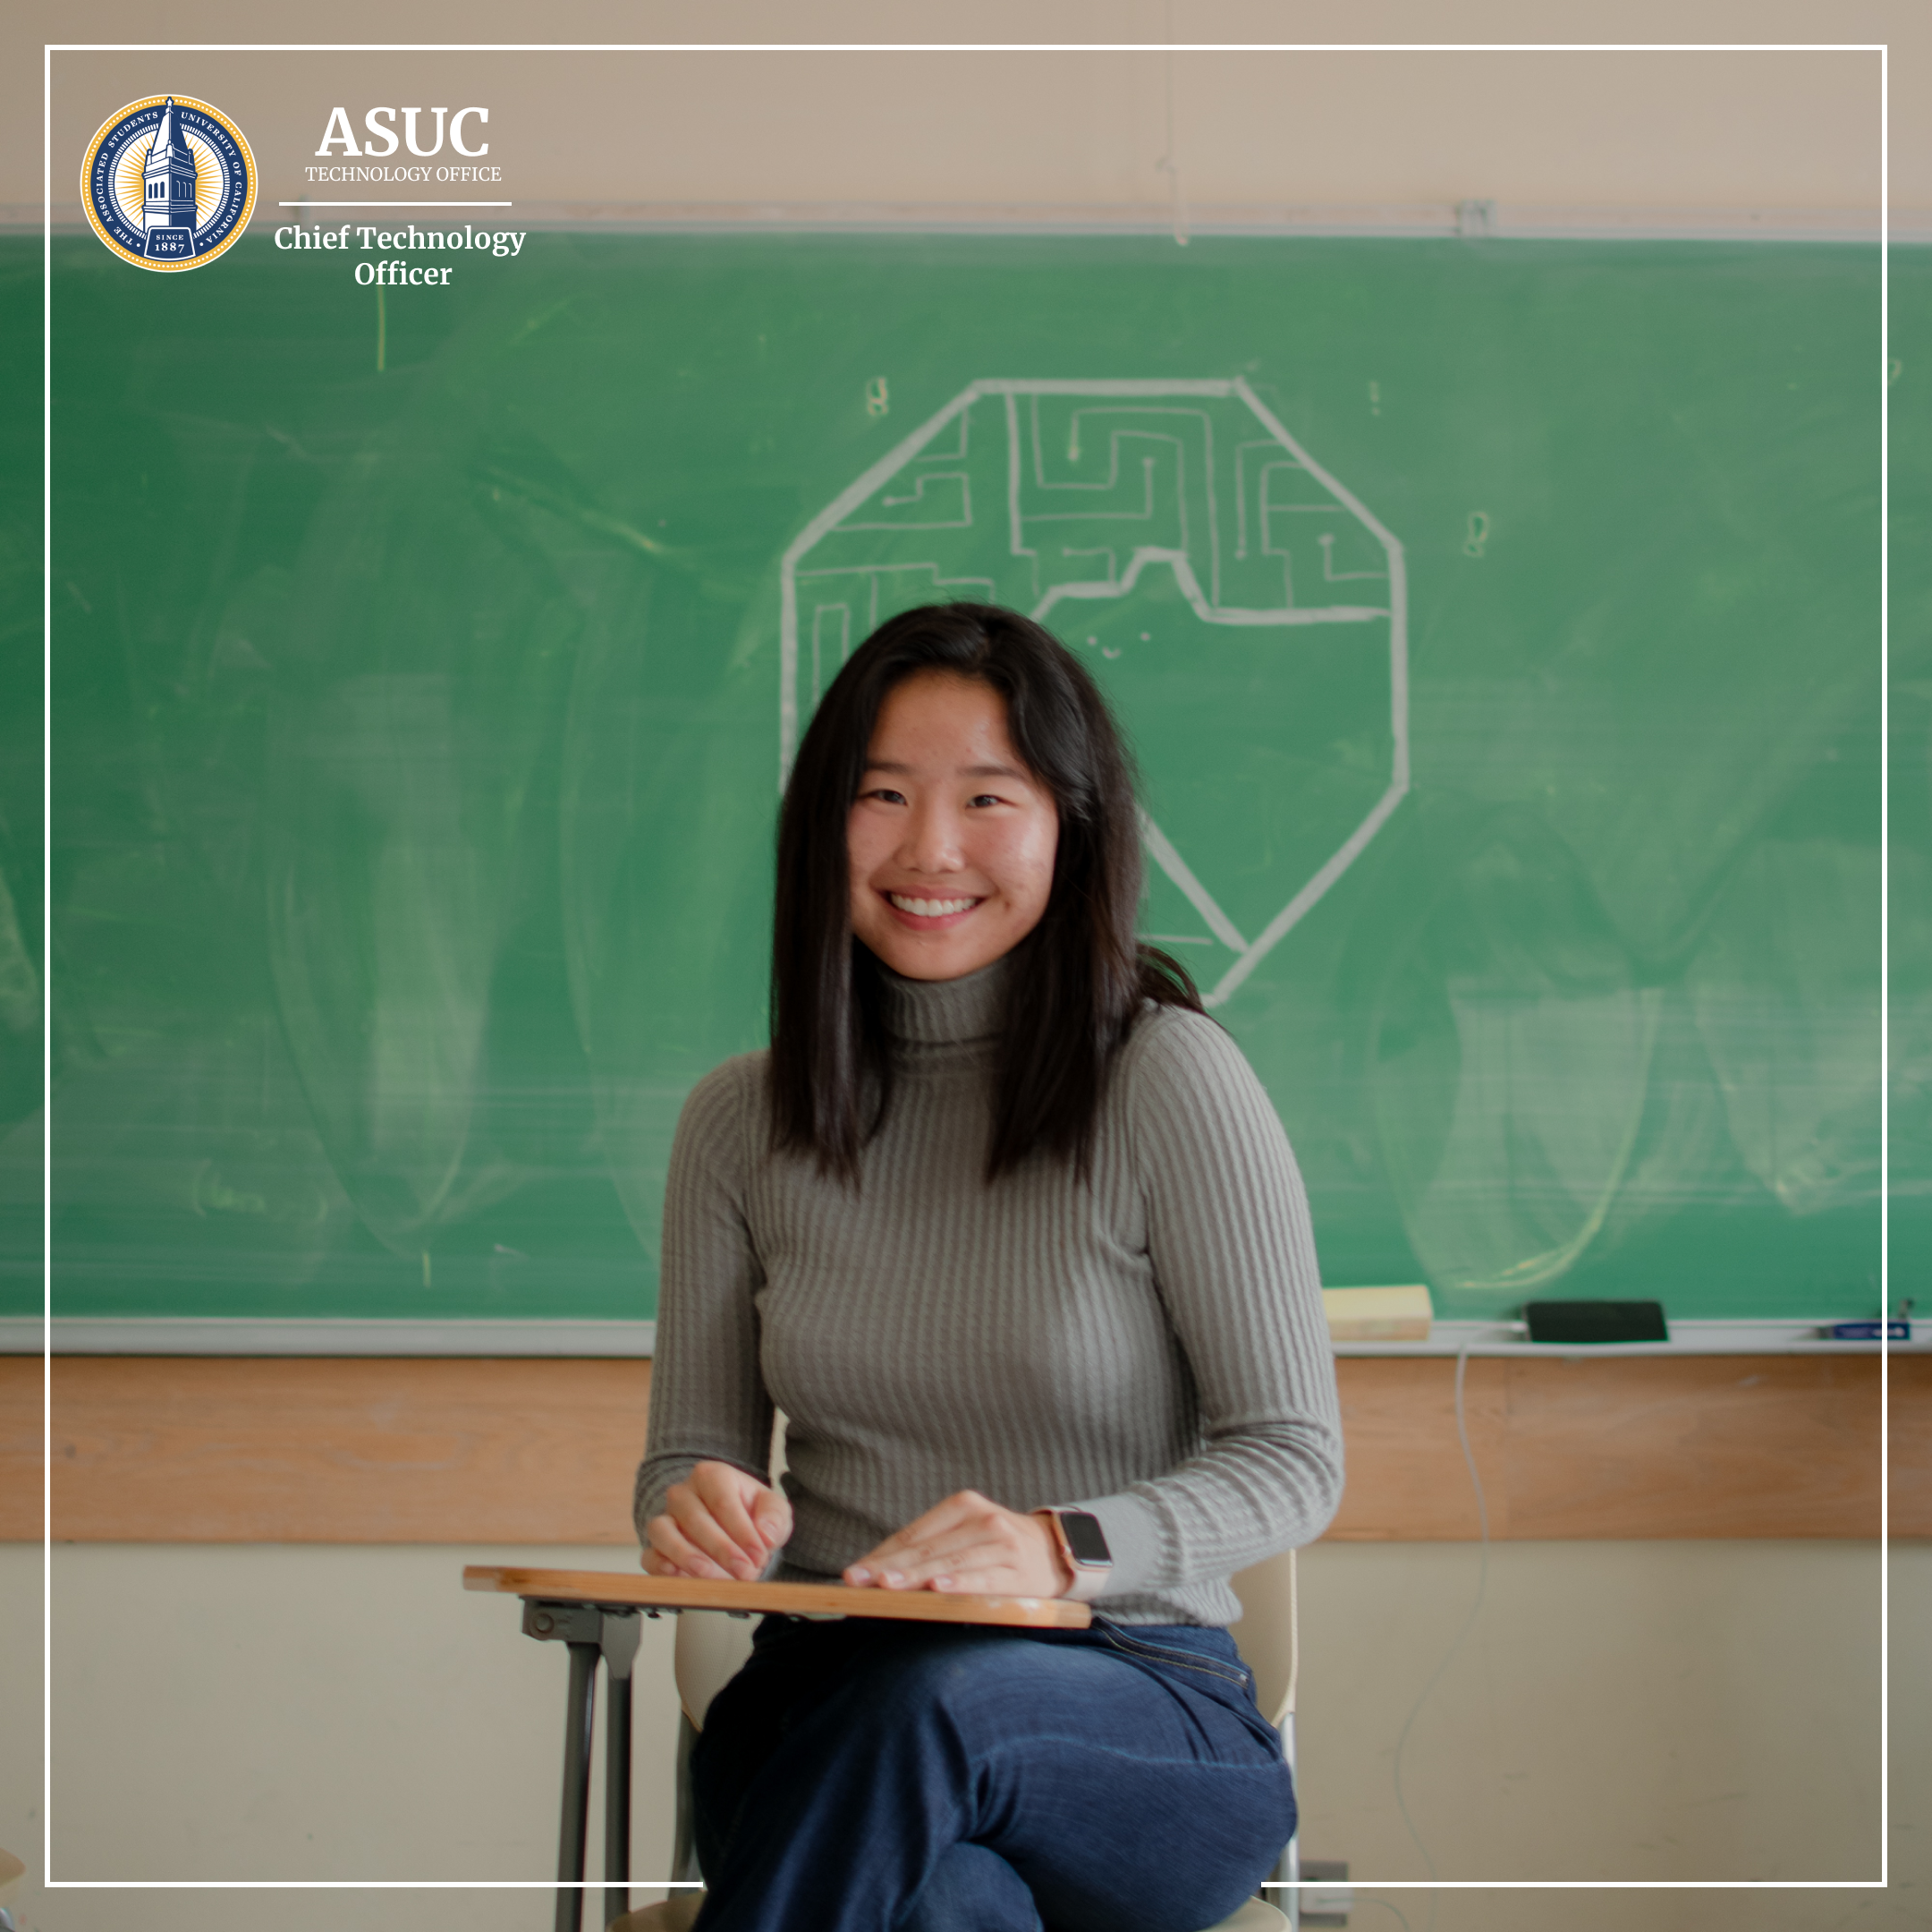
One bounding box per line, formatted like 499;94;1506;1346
462;1563;1092;1628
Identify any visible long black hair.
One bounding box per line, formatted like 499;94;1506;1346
770;602;1202;1182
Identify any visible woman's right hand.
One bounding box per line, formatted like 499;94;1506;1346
643;1460;793;1581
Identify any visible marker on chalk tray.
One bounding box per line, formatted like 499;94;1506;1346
1825;1301;1914;1342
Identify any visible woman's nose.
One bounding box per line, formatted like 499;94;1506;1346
901;801;965;872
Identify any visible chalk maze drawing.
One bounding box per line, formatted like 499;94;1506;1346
781;379;1408;1006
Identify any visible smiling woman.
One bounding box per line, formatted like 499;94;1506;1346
765;604;1206;1185
632;603;1343;1930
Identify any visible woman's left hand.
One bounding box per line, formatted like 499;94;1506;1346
844;1490;1073;1597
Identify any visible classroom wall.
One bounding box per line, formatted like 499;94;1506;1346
8;0;1928;223
26;1355;1921;1545
2;1539;1923;1930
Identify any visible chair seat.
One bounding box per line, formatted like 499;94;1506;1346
612;1889;1289;1930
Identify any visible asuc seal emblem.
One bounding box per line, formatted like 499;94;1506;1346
80;95;257;270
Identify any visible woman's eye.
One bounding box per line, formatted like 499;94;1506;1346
865;787;907;806
967;793;1001;809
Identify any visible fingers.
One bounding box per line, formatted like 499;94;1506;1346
688;1465;767;1567
843;1492;1064;1597
751;1485;795;1550
919;1561;1043;1596
896;1538;1021;1593
644;1506;735;1580
647;1461;790;1582
845;1489;982;1585
853;1532;1005;1590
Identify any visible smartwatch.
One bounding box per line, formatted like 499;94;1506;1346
1032;1507;1113;1602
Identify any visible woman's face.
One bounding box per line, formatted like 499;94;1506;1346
847;671;1060;981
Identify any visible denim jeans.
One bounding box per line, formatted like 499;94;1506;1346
690;1613;1295;1932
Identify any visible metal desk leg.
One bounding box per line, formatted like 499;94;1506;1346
601;1608;642;1928
524;1601;608;1932
556;1639;598;1932
522;1600;645;1932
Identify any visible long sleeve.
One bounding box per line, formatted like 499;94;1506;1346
631;1055;774;1539
1071;1010;1344;1595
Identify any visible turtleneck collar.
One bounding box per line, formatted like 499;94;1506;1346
877;953;1012;1046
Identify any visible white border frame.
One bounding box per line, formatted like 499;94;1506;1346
35;36;1895;1904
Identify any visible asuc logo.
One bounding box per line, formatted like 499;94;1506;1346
314;106;491;158
80;95;257;271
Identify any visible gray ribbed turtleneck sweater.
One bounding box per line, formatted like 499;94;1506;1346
633;958;1343;1626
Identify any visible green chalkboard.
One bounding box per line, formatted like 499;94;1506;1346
4;231;1911;1325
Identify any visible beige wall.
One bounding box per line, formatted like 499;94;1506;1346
2;1539;1924;1930
7;0;1925;226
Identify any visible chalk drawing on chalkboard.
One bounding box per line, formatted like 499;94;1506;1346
779;378;1409;1006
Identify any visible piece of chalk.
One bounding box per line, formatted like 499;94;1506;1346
1324;1284;1433;1342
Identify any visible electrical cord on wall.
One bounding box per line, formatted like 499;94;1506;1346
1388;1334;1496;1931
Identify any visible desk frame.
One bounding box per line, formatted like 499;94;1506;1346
466;1565;1089;1931
517;1596;650;1932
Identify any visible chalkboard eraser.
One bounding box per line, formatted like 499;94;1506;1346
1324;1284;1433;1342
1824;1320;1912;1342
1522;1300;1668;1344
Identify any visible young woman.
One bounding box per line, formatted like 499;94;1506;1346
634;603;1343;1931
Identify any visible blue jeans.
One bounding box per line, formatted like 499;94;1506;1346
690;1613;1295;1932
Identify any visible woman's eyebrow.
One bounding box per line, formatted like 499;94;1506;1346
860;759;1030;780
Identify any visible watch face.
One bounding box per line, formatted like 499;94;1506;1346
1061;1511;1111;1565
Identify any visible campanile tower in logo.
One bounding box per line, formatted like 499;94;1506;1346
140;98;201;256
81;93;256;270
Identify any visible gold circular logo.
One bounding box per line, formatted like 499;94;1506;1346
80;94;258;271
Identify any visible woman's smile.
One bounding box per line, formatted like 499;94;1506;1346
883;891;984;923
